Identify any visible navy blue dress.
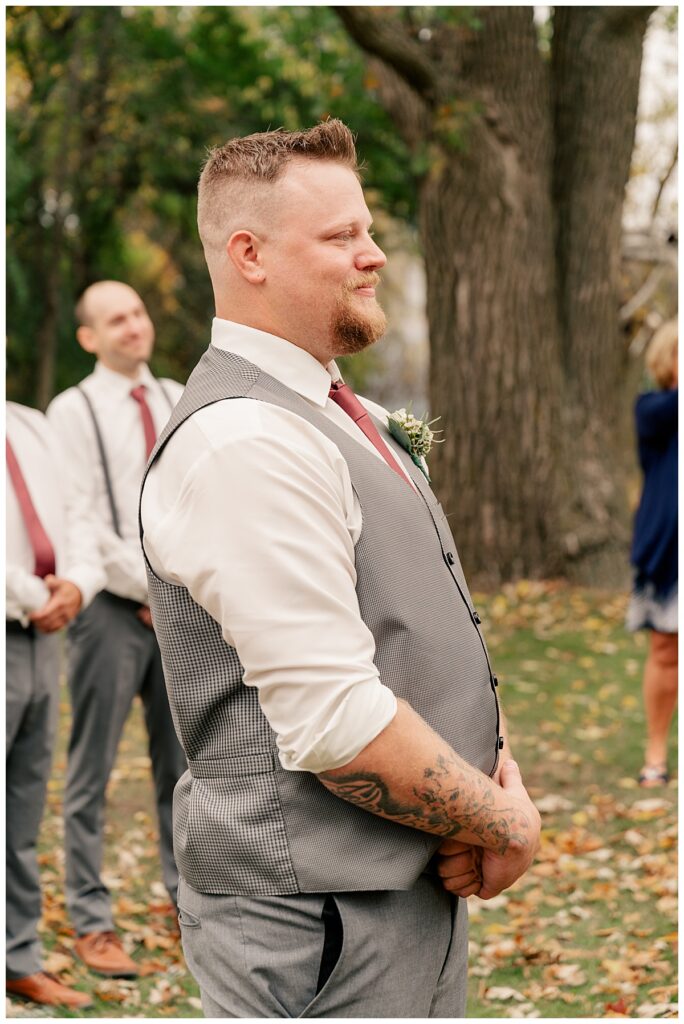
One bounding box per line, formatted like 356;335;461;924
627;388;678;632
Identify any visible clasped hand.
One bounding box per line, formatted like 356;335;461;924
435;760;540;900
28;575;82;633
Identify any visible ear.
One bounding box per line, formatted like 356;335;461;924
76;325;98;354
226;230;265;284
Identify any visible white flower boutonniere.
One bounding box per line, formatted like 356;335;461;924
387;407;443;481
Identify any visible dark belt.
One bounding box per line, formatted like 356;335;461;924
6;619;35;636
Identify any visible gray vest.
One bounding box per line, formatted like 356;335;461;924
140;346;500;895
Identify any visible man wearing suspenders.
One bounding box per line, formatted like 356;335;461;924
47;281;187;978
6;402;104;1010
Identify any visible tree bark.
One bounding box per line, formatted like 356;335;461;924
334;5;654;585
420;9;565;583
550;6;654;583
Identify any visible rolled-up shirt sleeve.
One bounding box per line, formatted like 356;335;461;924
143;410;397;773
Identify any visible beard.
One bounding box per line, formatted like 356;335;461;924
330;276;387;356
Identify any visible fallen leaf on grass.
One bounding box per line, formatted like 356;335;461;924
647;985;678;1001
574;726;609;740
148;980;185;1006
535;794;574;814
601;958;639;982
138;959;169;976
636;1002;678;1018
42;951;75;974
94;984;129;1004
115;897;148;915
143;932;178;951
631;798;671;814
605;997;632;1015
117;917;144;933
482;938;518;959
506;1003;540;1018
148;900;177;915
544;963;587;986
473;893;509;911
485;986;527;1002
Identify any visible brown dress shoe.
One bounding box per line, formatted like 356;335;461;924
74;930;138;977
6;971;94;1009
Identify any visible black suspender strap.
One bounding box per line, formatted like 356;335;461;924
76;385;122;538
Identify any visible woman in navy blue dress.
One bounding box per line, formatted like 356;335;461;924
626;319;678;786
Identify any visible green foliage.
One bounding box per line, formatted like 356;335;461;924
662;6;677;33
6;5;417;404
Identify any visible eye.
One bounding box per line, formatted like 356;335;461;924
335;231;353;241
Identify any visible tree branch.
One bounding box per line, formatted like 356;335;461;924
628;312;665;357
619;264;666;324
622;229;678;266
651;143;678;223
600;6;657;35
332;6;438;103
365;57;431;151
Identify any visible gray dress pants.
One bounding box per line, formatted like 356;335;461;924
64;592;186;934
178;873;468;1018
6;623;60;979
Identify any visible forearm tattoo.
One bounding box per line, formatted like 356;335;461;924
319;753;530;854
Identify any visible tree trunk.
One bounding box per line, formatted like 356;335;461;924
335;5;654;586
421;9;566;583
551;7;654;585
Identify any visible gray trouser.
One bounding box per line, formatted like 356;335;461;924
6;624;60;979
64;592;186;934
178;873;468;1018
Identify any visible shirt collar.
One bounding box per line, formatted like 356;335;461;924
210;318;341;408
93;360;156;396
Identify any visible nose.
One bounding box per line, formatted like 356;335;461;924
356;233;387;271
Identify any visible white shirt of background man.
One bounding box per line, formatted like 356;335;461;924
142;318;405;775
6;402;106;625
47;361;184;604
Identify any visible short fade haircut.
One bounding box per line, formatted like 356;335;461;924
646;318;678;389
197;119;359;269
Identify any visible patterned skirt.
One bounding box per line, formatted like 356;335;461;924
626;579;678;634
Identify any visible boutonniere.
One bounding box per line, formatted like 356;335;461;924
387;407;444;481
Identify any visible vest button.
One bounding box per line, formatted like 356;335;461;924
492;675;499;687
445;552;455;565
498;737;505;750
473;611;482;624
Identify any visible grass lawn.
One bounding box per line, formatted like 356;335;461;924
7;583;677;1018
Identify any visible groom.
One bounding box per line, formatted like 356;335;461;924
139;119;540;1017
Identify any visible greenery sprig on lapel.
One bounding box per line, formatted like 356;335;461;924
387;407;443;482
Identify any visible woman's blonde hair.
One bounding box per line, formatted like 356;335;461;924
646;318;678;389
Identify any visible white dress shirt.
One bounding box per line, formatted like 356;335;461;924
47;361;184;603
6;402;106;625
142;318;402;774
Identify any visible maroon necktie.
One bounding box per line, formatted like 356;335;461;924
130;385;157;459
328;380;412;488
6;438;56;578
